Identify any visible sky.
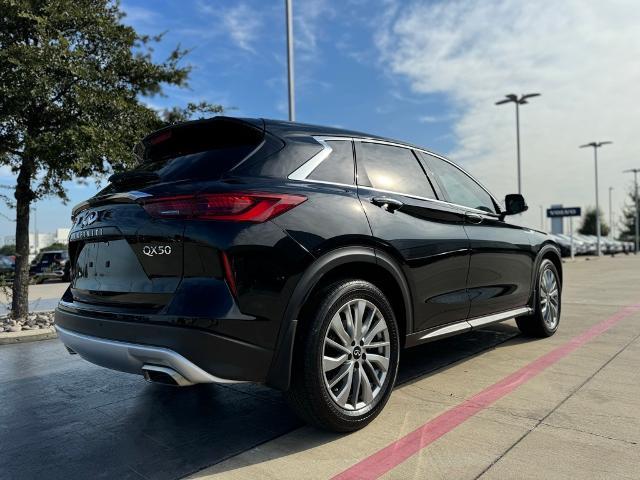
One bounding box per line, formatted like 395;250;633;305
2;0;640;240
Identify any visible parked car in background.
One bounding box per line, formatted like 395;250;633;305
0;256;15;280
552;234;587;256
574;234;597;255
549;234;572;257
29;250;70;283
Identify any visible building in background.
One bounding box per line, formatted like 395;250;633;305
55;228;70;244
2;228;70;254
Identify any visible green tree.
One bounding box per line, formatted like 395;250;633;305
619;187;638;243
1;0;223;319
0;244;16;256
578;207;610;237
40;242;68;252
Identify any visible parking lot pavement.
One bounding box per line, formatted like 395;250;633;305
192;256;640;480
1;257;638;480
0;298;516;479
0;282;69;315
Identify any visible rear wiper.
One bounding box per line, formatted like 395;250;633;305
108;171;160;186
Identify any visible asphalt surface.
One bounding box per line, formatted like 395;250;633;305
0;314;516;479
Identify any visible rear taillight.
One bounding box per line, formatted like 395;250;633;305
140;193;306;222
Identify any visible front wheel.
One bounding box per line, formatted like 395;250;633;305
285;279;400;432
516;259;561;337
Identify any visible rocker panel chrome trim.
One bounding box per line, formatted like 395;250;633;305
407;306;533;347
467;306;532;328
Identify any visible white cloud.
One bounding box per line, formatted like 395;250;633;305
120;4;159;26
198;2;262;53
376;0;640;230
294;0;334;60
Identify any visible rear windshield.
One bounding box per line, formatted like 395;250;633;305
134;119;263;181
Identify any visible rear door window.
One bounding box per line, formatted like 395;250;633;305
307;140;355;185
426;156;496;213
356;142;436;199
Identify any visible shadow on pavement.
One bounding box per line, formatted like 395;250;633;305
0;323;521;480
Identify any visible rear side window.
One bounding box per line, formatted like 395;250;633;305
308;140;355;184
427;156;496;213
135;119;263;181
356;142;436;199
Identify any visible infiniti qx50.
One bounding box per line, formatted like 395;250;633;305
55;117;562;431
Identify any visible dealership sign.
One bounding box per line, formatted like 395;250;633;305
546;207;581;218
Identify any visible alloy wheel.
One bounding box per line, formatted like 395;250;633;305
539;267;559;329
322;299;391;411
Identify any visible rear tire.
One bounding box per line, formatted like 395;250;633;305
516;259;561;337
285;279;400;432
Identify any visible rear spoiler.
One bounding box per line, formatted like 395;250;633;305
133;116;266;163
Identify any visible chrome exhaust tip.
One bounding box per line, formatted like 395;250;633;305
142;365;194;387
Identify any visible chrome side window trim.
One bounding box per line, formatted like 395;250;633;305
357;185;498;216
286;135;501;216
290;178;356;189
352;137;502;214
288;137;354;181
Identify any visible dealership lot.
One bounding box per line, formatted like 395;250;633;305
1;256;639;479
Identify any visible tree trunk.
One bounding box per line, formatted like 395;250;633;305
12;159;34;319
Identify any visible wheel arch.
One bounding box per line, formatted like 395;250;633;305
529;243;563;306
265;246;412;391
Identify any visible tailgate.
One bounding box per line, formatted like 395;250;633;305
68;202;184;311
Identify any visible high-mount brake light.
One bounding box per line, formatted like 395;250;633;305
141;193;306;222
149;130;172;145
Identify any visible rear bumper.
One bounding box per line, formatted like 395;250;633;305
56;325;241;385
54;305;273;384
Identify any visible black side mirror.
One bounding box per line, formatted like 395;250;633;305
504;194;528;215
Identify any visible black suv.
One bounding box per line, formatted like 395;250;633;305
55;117;562;431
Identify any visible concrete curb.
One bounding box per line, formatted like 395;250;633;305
0;327;57;345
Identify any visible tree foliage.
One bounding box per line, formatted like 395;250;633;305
0;0;224;318
40;242;68;252
0;244;16;256
619;187;638;242
578;207;610;237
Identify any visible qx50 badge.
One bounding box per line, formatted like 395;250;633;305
142;245;172;257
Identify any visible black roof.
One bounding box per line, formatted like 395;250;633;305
260;118;401;144
142;116;423;151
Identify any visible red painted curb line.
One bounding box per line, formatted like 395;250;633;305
332;303;640;480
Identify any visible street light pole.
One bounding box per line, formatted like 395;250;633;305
623;168;640;253
515;101;521;194
580;141;612;256
608;186;614;239
496;93;540;195
285;0;295;122
539;205;544;230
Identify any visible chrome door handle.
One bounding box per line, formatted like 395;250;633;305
371;197;403;212
465;212;483;224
